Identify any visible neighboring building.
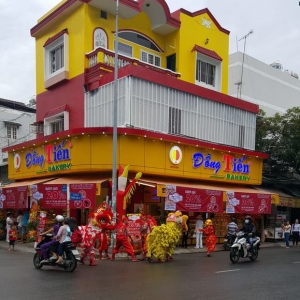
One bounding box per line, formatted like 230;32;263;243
229;51;300;116
2;1;273;234
0;98;36;184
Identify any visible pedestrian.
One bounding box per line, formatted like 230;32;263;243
21;210;29;243
198;219;217;257
181;215;190;248
291;219;300;247
227;217;238;234
194;214;203;249
8;224;17;250
282;221;291;248
6;212;13;243
17;211;23;242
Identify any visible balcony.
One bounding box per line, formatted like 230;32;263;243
85;46;180;88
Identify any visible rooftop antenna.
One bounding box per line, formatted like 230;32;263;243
235;30;254;99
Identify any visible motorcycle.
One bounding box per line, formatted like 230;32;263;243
229;231;260;263
223;232;236;251
33;234;80;272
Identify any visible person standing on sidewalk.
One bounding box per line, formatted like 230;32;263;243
6;212;13;243
291;219;300;247
16;211;23;242
194;214;203;249
282;221;291;248
8;224;17;250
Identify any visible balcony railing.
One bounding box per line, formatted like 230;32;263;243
85;46;181;78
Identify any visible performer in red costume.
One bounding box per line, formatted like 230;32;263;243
199;219;217;257
110;218;139;262
98;229;111;260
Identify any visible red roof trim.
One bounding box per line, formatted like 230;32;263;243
192;44;222;61
44;105;69;119
179;8;230;35
98;64;258;114
2;127;268;159
43;29;69;47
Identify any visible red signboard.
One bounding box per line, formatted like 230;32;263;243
69;184;96;209
225;191;271;214
2;186;28;209
38;184;67;209
164;185;223;213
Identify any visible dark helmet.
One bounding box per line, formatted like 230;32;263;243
245;215;252;222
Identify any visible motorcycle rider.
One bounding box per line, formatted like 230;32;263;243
239;215;255;257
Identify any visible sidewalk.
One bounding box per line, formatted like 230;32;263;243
0;239;283;256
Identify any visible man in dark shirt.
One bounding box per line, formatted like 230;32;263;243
239;215;256;256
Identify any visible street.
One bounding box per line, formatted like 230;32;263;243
0;246;299;300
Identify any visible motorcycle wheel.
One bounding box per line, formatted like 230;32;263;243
33;253;43;269
229;248;240;263
250;248;259;261
63;255;77;272
224;241;231;251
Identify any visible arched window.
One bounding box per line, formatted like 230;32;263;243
119;31;161;53
94;28;108;49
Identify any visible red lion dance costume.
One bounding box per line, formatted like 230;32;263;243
79;203;116;266
199;219;217;257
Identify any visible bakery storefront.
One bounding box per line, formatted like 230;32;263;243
1;128;273;243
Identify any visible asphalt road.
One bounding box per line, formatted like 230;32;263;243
0;246;299;300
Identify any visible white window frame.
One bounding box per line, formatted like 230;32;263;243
7;125;17;140
140;50;161;67
44;111;69;136
44;33;69;82
195;53;221;92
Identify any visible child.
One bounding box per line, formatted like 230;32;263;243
9;224;18;250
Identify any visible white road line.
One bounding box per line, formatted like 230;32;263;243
293;262;300;264
215;269;240;273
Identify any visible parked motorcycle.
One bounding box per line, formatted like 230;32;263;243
229;231;260;263
33;234;80;272
224;232;236;251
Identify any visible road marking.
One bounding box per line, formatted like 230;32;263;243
293;262;300;264
215;269;240;273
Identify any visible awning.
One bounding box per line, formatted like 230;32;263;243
2;177;55;188
139;177;271;194
191;44;223;61
43;175;109;184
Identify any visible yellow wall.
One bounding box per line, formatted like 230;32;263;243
8;134;263;185
34;3;229;95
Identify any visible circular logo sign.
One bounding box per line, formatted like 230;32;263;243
169;146;182;165
14;153;21;169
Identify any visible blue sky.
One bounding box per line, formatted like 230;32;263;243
0;0;299;103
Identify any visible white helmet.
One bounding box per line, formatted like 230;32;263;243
55;215;64;223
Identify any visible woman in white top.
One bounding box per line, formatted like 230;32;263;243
6;212;13;243
282;221;291;248
291;219;300;247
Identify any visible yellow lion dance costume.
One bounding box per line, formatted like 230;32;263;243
146;211;188;262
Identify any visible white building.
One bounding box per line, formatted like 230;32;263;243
0;98;36;183
229;51;300;116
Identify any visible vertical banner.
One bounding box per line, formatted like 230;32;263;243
2;186;28;209
69;184;96;209
38;184;67;209
226;191;271;214
164;185;223;212
34;211;47;248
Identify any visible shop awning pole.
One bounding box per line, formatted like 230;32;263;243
67;184;70;218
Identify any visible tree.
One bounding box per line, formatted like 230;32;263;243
255;107;300;174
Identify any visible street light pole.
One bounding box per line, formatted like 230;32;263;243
111;0;119;227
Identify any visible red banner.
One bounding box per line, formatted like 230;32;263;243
2;186;28;209
69;184;96;209
164;185;223;213
226;191;271;214
38;184;67;209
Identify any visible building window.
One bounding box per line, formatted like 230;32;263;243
7;126;17;140
119;31;161;52
141;50;161;67
44;111;69;136
44;32;69;88
50;44;64;73
115;42;132;57
94;28;108;49
168;107;181;135
238;125;245;147
196;59;215;86
51;118;64;134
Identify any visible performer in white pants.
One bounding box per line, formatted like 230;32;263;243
195;214;203;249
